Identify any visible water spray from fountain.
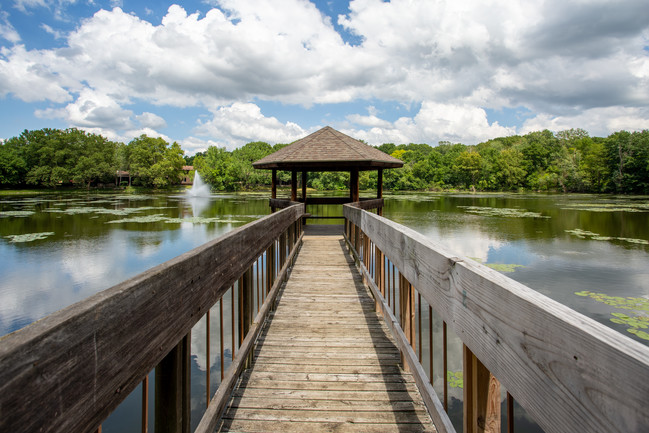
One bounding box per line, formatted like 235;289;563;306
186;171;211;197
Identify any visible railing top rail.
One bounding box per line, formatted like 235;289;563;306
344;203;649;433
0;203;305;433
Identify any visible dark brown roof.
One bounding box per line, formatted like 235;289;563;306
252;126;403;171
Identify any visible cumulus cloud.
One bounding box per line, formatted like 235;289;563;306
136;112;167;129
194;102;307;150
345;101;516;145
1;0;647;144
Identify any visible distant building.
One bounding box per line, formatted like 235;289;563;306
181;166;194;185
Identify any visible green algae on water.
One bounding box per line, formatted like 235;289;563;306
0;210;35;217
566;229;649;245
5;232;56;243
458;206;549;218
575;291;649;340
447;370;463;388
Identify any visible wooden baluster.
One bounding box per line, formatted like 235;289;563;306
142;376;149;433
219;298;224;381
463;345;501;433
429;305;433;384
399;274;415;372
418;292;422;362
206;310;210;407
241;266;254;368
231;286;236;359
154;334;190;433
507;392;514;433
443;320;448;412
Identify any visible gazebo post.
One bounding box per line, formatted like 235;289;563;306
350;168;359;203
291;170;297;202
271;169;277;199
377;168;383;216
301;171;307;202
270;169;277;213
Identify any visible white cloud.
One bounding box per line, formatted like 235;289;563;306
0;10;20;43
345;101;516;145
194;102;307;150
136;112;167;129
1;0;647;144
521;106;649;137
40;23;64;39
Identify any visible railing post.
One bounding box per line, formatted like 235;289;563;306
279;231;287;281
154;334;190;433
375;245;384;314
399;274;415;372
464;345;501;433
241;266;254;368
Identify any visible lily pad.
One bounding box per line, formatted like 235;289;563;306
5;232;55;243
447;370;463;388
0;210;35;217
576;291;649;340
458;206;549;218
566;229;648;246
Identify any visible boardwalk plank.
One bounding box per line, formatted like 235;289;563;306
216;227;436;432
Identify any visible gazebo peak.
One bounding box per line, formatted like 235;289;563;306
252;126;403;171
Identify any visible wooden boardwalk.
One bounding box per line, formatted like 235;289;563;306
217;225;436;432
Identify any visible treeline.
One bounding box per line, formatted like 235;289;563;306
2;127;648;194
0;129;185;188
192;128;649;194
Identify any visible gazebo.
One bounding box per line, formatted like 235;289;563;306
252;126;403;218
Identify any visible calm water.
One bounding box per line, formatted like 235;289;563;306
1;191;648;432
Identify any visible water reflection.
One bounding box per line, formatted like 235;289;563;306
0;192;269;336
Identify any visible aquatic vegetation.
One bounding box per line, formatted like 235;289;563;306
106;214;170;224
458;206;549;218
5;232;55;243
46;206;171;216
470;257;525;273
107;215;246;224
164;217;246;224
447;370;463;388
575;291;649;340
566;229;649;245
561;202;649;212
485;263;524;273
0;210;35;217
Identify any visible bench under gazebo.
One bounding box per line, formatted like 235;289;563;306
252;126;403;220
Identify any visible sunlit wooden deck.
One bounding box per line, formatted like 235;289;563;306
216;225;436;432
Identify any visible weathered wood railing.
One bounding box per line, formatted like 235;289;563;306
0;202;305;433
344;202;649;433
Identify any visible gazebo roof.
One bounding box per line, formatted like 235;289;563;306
252;126;403;171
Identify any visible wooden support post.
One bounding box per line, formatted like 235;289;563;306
350;168;359;202
279;232;286;280
154;334;190;433
377;168;383;216
399;274;416;372
271;169;277;213
241;267;254;368
464;345;501;433
142;376;149;433
291;170;297;202
301;171;307;201
375;246;384;314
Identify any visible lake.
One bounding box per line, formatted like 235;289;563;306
1;191;648;432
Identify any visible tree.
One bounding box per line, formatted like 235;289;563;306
127;135;184;187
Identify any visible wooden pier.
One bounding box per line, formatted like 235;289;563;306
2;200;649;433
217;225;435;432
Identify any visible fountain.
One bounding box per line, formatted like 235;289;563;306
186;171;211;197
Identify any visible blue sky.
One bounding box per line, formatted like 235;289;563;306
1;0;648;154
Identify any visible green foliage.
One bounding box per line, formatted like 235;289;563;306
2;127;648;193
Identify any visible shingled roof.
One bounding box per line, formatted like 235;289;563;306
252;126;403;171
